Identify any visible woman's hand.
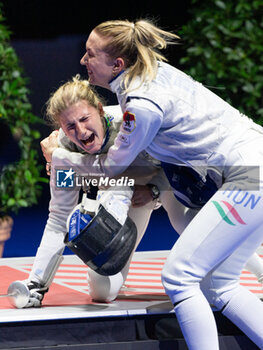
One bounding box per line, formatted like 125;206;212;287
40;130;59;162
131;185;153;207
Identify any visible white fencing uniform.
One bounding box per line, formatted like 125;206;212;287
52;62;263;349
29;105;176;302
116;63;263;349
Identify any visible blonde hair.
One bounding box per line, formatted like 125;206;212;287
94;19;180;91
46;75;103;127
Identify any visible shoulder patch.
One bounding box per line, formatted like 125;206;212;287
122;111;136;133
118;133;130;145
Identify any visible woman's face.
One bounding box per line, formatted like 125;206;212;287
59;100;105;154
80;30;117;89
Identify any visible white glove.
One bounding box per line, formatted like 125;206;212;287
96;186;133;225
23;280;49;308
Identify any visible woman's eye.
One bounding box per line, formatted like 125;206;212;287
80;116;89;122
87;50;94;58
67;124;75;131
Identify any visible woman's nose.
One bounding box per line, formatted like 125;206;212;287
76;124;87;138
80;53;88;65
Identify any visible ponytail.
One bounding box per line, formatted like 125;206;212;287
94;19;179;92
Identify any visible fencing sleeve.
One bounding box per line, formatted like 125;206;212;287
28;159;79;287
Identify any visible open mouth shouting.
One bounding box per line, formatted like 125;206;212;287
81;132;95;147
60;100;105;155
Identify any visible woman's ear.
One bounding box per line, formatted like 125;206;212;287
98;102;104;117
113;57;125;76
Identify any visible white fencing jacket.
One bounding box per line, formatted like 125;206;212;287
53;62;263;207
55;62;262;177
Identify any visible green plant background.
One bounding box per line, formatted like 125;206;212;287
0;5;47;216
179;0;263;125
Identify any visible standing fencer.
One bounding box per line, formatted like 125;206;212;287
59;19;263;349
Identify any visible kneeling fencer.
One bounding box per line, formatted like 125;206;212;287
10;76;181;307
10;76;263;310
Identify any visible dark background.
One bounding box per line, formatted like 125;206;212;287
1;0;189;257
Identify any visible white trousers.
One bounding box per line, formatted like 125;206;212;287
162;133;263;349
